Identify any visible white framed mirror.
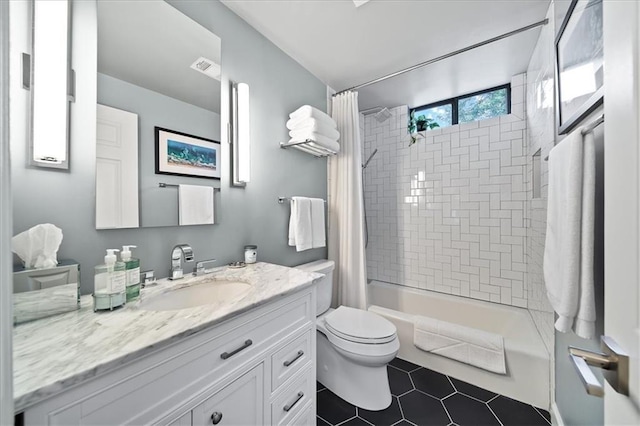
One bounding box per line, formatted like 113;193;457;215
95;0;221;229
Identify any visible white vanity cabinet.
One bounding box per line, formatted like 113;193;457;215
22;287;316;425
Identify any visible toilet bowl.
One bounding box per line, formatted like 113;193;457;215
295;260;399;411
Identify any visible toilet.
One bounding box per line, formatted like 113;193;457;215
295;260;399;411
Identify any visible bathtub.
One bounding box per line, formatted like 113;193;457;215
368;280;550;409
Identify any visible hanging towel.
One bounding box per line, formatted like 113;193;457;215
178;184;214;226
288;197;313;251
288;133;340;153
287;118;341;140
288;105;337;129
543;127;596;339
310;198;326;248
413;315;506;374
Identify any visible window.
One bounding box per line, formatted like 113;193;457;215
411;84;510;131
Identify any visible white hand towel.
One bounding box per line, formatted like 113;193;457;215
179;184;214;226
288;197;312;251
288;105;337;129
413;315;506;374
543;128;596;339
310;198;326;248
288;133;340;153
287;118;341;140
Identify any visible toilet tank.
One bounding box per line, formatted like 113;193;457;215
295;260;334;316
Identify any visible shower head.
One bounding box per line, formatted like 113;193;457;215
362;149;378;169
361;106;392;123
374;108;391;123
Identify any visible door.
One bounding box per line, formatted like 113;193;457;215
603;1;640;424
96;104;139;229
191;363;264;426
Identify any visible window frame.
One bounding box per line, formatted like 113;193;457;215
411;83;511;128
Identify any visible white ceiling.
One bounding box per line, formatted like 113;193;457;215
221;0;551;110
98;1;222;113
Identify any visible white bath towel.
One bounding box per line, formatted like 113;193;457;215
288;133;340;153
310;198;326;248
178;184;214;225
543;128;596;339
287;118;341;140
288;105;337;129
414;315;506;374
288;197;312;251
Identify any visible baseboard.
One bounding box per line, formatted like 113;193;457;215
551;402;565;426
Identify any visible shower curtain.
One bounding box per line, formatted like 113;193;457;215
328;91;367;310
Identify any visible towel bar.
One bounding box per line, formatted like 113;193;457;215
278;197;326;204
544;114;604;161
159;183;220;191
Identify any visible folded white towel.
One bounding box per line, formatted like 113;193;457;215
544;127;596;339
287;117;341;139
288;133;340;153
310;198;326;248
288;105;337;129
414;315;506;374
288;197;312;251
179;184;214;225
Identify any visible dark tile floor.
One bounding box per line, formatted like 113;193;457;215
317;358;551;426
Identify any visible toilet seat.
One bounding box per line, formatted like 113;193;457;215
324;306;397;344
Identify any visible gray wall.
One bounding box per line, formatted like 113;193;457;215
97;72;221;227
11;0;328;294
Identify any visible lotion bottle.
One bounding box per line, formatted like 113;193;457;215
121;245;141;302
93;249;126;311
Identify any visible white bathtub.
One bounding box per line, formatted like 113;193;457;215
368;280;550;409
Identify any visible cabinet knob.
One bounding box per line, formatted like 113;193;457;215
210;411;223;424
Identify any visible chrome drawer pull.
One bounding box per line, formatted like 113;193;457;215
283;391;304;412
220;339;252;360
210;411;223;424
283;350;304;367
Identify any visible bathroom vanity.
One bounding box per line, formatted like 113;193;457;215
13;263;320;425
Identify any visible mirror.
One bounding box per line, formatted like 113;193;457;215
96;0;221;228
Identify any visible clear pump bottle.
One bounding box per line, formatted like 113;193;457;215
93;249;127;311
121;245;141;302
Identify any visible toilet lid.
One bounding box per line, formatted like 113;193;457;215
325;306;397;344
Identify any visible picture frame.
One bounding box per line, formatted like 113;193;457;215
155;126;221;180
555;0;604;135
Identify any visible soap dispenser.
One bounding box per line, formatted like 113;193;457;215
93;249;127;311
121;245;141;302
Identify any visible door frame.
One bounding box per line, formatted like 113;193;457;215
603;0;640;423
0;0;14;423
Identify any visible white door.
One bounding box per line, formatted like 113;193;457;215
603;1;640;424
96;104;139;229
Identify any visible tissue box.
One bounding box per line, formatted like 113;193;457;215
13;259;80;325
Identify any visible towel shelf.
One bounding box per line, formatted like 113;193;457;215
280;139;337;158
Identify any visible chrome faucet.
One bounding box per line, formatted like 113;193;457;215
170;244;194;280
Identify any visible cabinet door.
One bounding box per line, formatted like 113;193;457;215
167;411;191;426
192;363;263;426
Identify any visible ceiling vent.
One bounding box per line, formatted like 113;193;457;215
190;57;221;81
353;0;371;8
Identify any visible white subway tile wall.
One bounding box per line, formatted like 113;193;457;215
363;75;528;307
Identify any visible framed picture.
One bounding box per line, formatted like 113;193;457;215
555;0;604;135
155;127;221;180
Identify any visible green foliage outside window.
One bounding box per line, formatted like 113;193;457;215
458;88;508;124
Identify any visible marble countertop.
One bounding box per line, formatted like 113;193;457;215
13;262;322;412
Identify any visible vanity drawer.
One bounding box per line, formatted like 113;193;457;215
288;402;314;426
271;329;312;391
271;366;314;425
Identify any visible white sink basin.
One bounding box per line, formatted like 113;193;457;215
140;279;251;311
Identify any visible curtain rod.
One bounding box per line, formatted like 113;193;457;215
333;19;549;96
